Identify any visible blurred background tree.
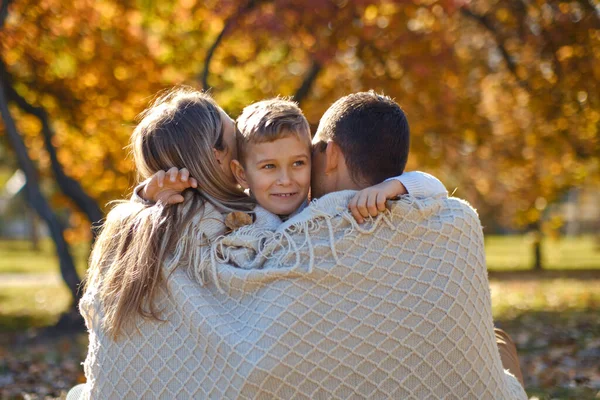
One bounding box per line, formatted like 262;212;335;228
0;0;598;308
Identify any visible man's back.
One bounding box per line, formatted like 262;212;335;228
209;191;527;399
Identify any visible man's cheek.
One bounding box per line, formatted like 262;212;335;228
302;170;312;190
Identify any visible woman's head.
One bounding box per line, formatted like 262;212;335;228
131;87;241;200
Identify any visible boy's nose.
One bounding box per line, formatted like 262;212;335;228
277;170;292;185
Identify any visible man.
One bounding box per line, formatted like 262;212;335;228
311;90;525;386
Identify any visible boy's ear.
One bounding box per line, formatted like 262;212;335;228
324;140;340;175
230;160;250;189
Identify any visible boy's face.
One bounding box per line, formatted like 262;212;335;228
235;135;311;216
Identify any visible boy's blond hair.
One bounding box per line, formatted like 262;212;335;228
236;98;312;165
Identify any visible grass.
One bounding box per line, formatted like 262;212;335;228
1;277;599;399
0;234;597;332
0;285;72;332
13;280;595;332
2;277;597;332
485;234;600;271
490;278;600;320
0;239;89;276
0;235;598;276
0;236;599;399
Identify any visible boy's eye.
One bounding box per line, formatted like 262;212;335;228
293;160;306;167
262;164;275;170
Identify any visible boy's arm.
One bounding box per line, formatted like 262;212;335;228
132;168;197;205
131;181;152;205
348;171;447;223
386;171;447;199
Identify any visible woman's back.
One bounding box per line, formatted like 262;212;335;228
78;87;254;399
80;201;226;399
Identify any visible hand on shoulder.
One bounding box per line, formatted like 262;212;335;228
348;179;407;224
141;167;198;205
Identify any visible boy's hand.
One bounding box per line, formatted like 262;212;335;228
141;167;198;205
348;179;408;223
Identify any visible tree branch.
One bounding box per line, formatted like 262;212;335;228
0;58;104;240
0;0;13;30
460;6;531;91
200;0;266;90
292;60;322;105
461;5;593;160
200;19;234;90
0;74;81;302
578;0;600;27
514;0;563;82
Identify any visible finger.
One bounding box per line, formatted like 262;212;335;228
180;168;189;182
348;194;358;212
349;195;364;223
146;174;158;191
156;170;166;188
367;192;379;217
357;192;371;219
141;176;156;200
352;210;364;224
168;167;178;182
189;177;198;188
167;194;185;205
376;192;387;212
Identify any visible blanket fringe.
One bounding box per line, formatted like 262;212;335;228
209;203;397;284
206;194;434;289
166;210;223;288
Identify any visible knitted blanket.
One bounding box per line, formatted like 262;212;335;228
80;192;527;399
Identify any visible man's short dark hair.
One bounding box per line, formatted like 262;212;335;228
316;91;410;185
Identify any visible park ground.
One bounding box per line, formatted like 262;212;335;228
0;236;599;400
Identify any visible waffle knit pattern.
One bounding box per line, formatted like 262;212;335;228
80;191;526;399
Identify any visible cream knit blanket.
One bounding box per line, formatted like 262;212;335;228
80;191;527;399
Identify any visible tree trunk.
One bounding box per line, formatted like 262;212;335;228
0;59;104;242
0;76;81;302
531;223;543;271
199;0;267;90
0;0;13;30
292;60;322;106
26;205;40;252
533;238;542;270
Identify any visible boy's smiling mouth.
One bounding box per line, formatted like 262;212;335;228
271;192;298;198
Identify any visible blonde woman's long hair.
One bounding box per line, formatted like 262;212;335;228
86;87;255;339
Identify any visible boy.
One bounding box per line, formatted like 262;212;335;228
142;97;446;221
230;98;312;218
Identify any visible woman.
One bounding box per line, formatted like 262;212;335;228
70;87;255;399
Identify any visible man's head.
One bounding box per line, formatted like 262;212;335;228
232;98;312;216
311;91;410;198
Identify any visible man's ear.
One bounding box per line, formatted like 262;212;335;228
230;159;250;189
324;140;340;175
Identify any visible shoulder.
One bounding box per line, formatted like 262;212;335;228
445;196;480;217
443;196;483;234
387;195;479;220
386;196;484;240
103;201;144;223
182;200;227;240
201;201;226;219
